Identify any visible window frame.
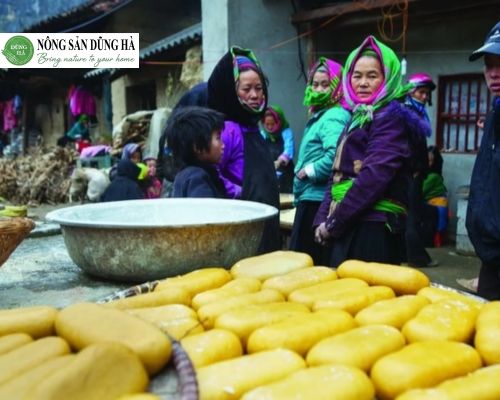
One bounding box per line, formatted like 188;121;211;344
436;73;491;154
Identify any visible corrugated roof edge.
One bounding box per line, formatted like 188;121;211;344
23;0;96;32
83;22;201;79
139;22;201;59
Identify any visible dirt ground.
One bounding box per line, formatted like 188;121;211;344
27;201;484;292
27;202;70;221
0;201;482;309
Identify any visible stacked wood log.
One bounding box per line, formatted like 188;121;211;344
0;147;78;205
111;111;154;158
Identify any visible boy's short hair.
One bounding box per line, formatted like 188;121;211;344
164;106;225;166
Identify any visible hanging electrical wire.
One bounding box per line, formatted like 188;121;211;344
142;0;412;68
270;0;399;50
377;0;409;47
377;0;409;75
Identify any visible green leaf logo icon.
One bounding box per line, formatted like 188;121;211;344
2;36;34;66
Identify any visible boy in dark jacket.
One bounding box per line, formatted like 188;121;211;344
100;159;144;202
157;83;208;188
165;106;227;198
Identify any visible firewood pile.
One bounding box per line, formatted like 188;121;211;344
0;146;78;205
111;110;154;158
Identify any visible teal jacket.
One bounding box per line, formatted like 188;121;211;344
293;105;351;204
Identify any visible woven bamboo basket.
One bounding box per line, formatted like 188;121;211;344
0;217;35;267
97;281;198;399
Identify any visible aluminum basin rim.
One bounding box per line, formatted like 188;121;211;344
46;198;279;228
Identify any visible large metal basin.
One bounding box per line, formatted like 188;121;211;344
46;198;278;282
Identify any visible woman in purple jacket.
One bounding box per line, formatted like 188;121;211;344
314;36;412;267
208;46;280;253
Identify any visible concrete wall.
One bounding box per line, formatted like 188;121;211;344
202;0;310;156
442;154;476;235
202;0;229;80
86;96;106;142
104;0;201;50
34;100;64;146
23;83;66;147
111;72;161;126
111;77;127;127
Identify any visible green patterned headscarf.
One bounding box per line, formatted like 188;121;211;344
303;57;346;114
343;36;412;131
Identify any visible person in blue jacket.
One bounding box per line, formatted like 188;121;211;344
290;57;351;265
57;114;90;147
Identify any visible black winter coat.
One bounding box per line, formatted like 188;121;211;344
172;164;227;198
101;160;144;202
466;98;500;263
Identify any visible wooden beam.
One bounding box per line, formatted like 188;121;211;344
291;0;420;24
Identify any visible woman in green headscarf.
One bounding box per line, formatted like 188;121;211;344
314;36;412;267
57;114;90;147
290;57;351;265
260;105;295;193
